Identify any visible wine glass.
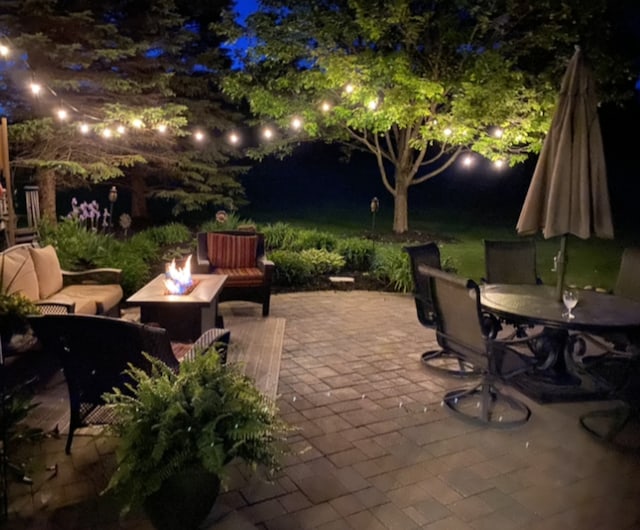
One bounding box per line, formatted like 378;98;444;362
562;289;578;319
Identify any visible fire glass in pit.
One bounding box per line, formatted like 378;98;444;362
164;255;198;295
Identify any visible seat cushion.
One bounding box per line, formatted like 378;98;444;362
1;246;39;300
29;245;64;299
206;233;257;268
49;284;123;315
215;267;265;287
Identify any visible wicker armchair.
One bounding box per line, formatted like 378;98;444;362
27;314;229;454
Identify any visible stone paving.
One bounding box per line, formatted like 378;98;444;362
4;290;640;529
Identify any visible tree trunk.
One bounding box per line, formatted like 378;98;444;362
130;173;148;220
37;169;57;224
392;170;410;234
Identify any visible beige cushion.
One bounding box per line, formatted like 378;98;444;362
1;246;39;300
54;284;123;315
29;245;63;299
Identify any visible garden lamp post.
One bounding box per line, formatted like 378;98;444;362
108;186;118;230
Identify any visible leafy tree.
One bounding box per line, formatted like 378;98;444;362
0;0;245;223
220;0;640;233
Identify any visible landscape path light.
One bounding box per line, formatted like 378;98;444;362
108;186;118;229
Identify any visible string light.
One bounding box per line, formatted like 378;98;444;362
0;40;512;168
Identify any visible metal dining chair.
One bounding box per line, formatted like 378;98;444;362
404;242;478;377
420;264;536;428
483;239;544;341
577;247;640;450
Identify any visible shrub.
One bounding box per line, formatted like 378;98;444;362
270;250;313;286
336;238;375;271
141;223;191;246
300;248;346;274
371;245;413;293
290;229;338;251
261;222;298;250
39;217;118;270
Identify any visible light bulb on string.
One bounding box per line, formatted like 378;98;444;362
30;82;42;95
116;125;126;135
291;117;302;130
228;132;239;145
56;108;68;121
102;128;112;138
262;127;273;140
194;130;205;141
344;83;354;94
132;118;143;129
367;99;378;110
157;124;167;133
321;101;331;112
0;44;9;57
444;127;452;137
78;123;90;134
462;154;473;167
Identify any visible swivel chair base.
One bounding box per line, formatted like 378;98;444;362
443;382;531;428
421;349;480;378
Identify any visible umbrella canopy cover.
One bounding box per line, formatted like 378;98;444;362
516;48;614;240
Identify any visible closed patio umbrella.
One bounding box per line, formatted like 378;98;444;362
516;47;613;301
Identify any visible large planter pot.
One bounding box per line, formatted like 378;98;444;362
143;468;220;530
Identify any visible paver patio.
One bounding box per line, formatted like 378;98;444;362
4;290;640;529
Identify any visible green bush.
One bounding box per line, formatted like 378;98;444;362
371;245;413;293
336;238;375;271
101;244;153;296
141;223;191;246
270;250;313;286
290;229;338;251
262;222;298;250
300;248;345;274
39;218;118;270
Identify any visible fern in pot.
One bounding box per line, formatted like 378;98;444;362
102;349;292;530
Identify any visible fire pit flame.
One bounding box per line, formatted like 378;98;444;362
164;255;194;295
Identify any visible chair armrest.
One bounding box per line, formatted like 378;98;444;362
62;268;122;285
36;301;75;314
257;255;275;281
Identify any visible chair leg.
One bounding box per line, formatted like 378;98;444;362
579;404;640;451
262;295;270;316
421;348;480;378
443;380;531;428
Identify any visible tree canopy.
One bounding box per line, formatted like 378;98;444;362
0;0;246;223
220;0;640;233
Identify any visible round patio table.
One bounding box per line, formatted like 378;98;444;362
480;284;640;335
480;284;640;400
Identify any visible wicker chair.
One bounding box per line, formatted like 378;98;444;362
405;242;478;377
27;314;230;454
420;264;536;428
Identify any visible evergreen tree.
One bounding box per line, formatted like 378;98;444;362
0;0;245;224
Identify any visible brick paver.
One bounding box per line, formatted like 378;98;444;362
5;290;640;529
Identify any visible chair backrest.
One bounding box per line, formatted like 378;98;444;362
27;314;180;403
614;247;640;302
197;230;266;268
484;239;540;285
419;265;488;371
404;242;441;327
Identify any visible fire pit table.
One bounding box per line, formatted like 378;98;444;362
126;273;227;341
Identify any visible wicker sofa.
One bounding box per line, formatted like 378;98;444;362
1;243;123;316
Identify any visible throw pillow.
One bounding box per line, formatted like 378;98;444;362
1;247;40;300
29;245;64;299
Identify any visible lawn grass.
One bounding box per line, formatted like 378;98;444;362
247;203;629;292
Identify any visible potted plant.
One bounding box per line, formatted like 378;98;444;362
0;256;41;352
102;348;292;530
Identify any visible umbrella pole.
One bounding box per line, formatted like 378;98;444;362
555;235;568;301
